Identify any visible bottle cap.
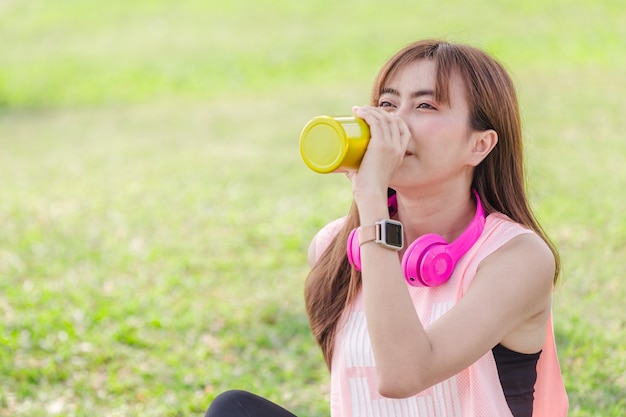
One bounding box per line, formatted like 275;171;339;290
299;116;348;173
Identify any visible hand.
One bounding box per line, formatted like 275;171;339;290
349;105;411;205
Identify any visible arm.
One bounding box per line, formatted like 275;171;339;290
359;231;554;398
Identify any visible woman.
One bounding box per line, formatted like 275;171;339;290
206;39;568;417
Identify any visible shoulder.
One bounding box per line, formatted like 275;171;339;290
307;216;347;267
474;225;555;314
494;231;555;278
471;214;556;316
480;214;555;288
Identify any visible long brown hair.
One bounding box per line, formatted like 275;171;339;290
304;39;560;369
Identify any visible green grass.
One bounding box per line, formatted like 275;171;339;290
1;0;625;416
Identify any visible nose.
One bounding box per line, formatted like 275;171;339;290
393;105;413;127
380;103;411;129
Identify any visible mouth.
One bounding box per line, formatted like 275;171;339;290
404;151;413;157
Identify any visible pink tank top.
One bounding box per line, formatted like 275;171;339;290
313;213;568;417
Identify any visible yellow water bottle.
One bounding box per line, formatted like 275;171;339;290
299;115;370;173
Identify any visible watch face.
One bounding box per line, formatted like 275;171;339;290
384;221;403;248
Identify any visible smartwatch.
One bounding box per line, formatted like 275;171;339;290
358;219;404;251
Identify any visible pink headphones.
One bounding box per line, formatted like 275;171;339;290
347;190;486;287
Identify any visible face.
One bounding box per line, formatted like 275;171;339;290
378;59;479;190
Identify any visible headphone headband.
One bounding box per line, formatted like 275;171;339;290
446;190;485;258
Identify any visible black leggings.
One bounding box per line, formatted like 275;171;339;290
205;390;298;417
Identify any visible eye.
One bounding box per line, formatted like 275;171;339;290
417;102;436;110
378;100;396;108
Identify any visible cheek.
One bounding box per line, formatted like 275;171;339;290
412;118;460;147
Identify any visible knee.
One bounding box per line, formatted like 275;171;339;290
205;390;252;417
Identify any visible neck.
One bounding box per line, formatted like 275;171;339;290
395;186;477;245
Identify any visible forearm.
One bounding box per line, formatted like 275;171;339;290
359;237;435;397
354;188;438;396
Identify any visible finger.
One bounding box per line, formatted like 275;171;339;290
356;106;392;144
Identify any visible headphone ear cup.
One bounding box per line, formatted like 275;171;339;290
402;234;453;287
346;228;361;271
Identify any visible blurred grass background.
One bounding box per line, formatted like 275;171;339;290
1;0;625;416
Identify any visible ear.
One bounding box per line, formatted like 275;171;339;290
468;129;498;166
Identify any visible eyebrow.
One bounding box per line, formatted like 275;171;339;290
380;87;435;98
